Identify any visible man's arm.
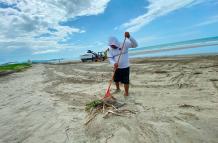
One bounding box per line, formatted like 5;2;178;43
129;37;138;48
107;50;115;64
107;49;118;69
125;32;138;48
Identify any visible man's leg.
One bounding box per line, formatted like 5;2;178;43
114;68;120;91
123;67;130;96
115;82;120;90
124;84;129;96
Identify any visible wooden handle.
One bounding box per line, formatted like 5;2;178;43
106;37;127;91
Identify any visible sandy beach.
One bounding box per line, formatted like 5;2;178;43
0;55;218;143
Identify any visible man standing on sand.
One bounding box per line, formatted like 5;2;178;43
107;32;138;96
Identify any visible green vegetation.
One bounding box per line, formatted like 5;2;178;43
0;63;32;72
85;99;103;111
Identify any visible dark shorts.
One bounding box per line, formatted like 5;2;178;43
114;67;130;84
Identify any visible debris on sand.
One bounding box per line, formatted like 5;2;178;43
178;104;201;111
154;70;168;74
193;71;202;75
84;97;136;125
179;104;195;108
85;99;103;112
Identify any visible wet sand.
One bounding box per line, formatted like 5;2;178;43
0;55;218;143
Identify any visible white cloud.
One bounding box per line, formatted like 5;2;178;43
121;0;206;32
137;36;158;45
194;15;218;27
0;0;110;55
33;49;60;55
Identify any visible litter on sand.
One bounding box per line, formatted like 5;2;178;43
84;96;136;125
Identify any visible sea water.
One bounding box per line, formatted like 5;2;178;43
129;36;218;58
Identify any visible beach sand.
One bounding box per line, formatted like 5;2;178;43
0;55;218;143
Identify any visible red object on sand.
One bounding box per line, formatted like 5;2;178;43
104;37;127;98
105;88;111;97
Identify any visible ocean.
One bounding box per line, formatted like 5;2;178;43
1;36;218;65
129;36;218;58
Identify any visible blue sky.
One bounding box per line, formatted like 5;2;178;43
0;0;218;63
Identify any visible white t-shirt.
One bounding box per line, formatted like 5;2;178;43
107;36;138;69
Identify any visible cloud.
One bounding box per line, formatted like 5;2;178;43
0;0;110;56
194;15;218;27
121;0;206;32
33;49;60;55
137;36;158;45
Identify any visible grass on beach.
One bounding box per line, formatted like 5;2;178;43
0;63;32;72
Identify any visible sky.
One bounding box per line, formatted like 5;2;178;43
0;0;218;63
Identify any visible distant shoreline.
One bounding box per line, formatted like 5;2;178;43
129;43;218;56
130;51;218;60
